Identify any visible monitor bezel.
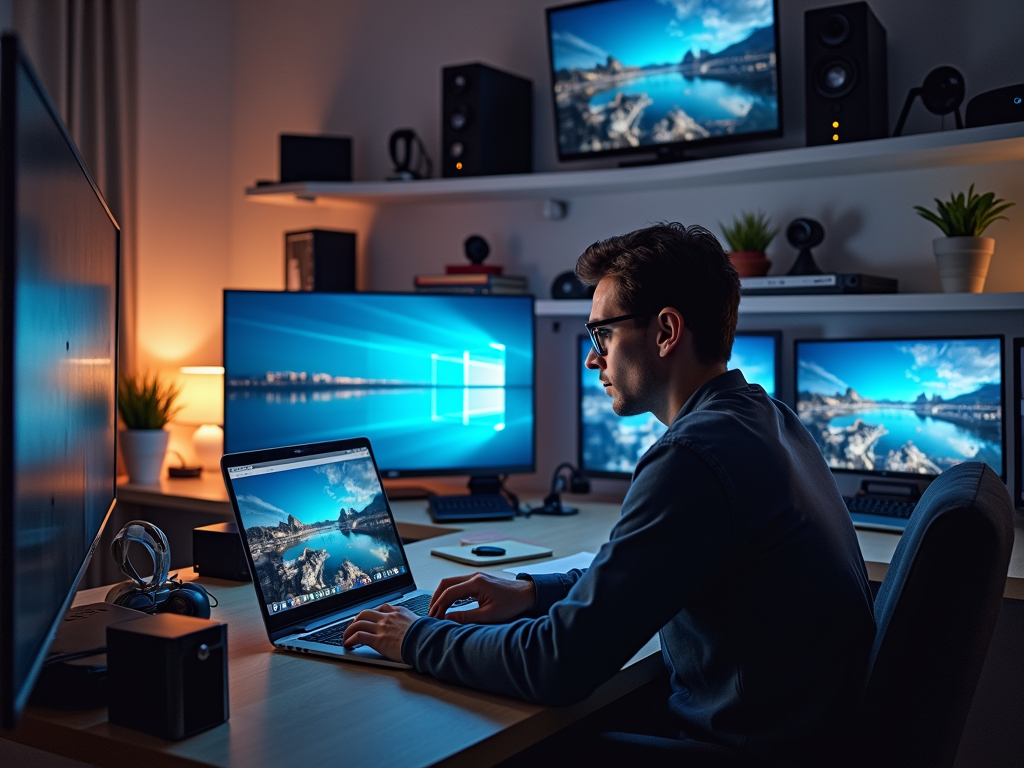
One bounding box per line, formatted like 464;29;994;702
793;334;1007;482
1013;338;1022;508
577;329;782;479
222;289;537;479
0;33;120;728
544;0;784;164
220;437;419;641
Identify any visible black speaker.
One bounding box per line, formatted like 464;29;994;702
107;613;228;740
966;83;1024;128
805;2;888;146
285;229;356;292
279;134;351;183
193;522;251;582
551;271;594;299
442;63;532;177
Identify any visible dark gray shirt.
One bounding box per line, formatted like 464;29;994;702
403;369;875;764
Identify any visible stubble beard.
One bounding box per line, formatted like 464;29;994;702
609;352;660;418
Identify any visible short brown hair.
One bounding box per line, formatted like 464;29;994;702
575;223;740;365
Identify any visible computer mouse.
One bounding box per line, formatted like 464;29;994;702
470;545;506;556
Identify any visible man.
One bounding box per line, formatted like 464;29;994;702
344;223;875;765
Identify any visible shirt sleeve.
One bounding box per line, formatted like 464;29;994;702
401;439;736;705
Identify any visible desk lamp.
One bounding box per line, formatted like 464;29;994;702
178;366;224;471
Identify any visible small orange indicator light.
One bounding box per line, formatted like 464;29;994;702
832;134;839;141
832;121;839;128
456;162;463;170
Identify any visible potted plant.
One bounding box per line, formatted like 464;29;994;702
118;372;182;484
914;184;1014;293
720;211;778;277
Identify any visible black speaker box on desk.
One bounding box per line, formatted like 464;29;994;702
285;229;356;292
279;133;351;183
107;613;228;740
966;84;1024;128
442;63;533;177
805;2;888;146
194;522;251;582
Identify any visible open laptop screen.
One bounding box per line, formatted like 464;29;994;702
226;446;410;616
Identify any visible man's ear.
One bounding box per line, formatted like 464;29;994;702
655;308;684;357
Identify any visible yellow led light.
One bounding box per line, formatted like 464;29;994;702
832;134;839;141
832;121;839;128
456;162;463;170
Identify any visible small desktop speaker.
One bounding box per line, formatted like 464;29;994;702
193;522;251;582
107;613;228;740
442;63;533;177
804;2;888;146
966;83;1024;128
285;229;356;292
279;134;351;183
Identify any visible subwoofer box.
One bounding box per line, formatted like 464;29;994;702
442;62;532;177
805;2;888;146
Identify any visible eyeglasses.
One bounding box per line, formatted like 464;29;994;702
584;314;645;357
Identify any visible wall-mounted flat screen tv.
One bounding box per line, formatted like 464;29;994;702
545;0;782;162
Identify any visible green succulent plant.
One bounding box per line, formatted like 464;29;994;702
118;371;182;429
913;184;1014;237
719;211;779;252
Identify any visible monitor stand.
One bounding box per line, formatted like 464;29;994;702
618;145;692;168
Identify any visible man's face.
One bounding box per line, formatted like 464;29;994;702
585;278;659;417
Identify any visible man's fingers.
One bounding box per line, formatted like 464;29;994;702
343;630;377;648
429;574;476;608
428;581;478;617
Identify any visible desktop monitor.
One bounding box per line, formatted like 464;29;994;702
0;35;120;727
223;291;535;480
1014;338;1023;508
545;0;781;162
579;331;779;477
795;337;1004;480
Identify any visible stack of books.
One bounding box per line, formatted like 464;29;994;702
413;272;529;295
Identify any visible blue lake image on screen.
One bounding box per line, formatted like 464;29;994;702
796;338;1003;476
548;0;778;155
233;454;406;611
580;333;776;475
224;293;534;473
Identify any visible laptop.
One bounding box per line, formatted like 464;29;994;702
221;436;474;668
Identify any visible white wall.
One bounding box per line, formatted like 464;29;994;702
136;0;1024;487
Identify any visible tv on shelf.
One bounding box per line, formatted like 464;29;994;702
545;0;782;163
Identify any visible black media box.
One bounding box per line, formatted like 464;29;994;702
285;229;357;292
107;613;228;740
193;521;251;582
279;133;352;183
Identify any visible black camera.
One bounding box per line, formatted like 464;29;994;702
785;218;825;275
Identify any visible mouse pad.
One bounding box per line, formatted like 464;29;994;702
430;540;553;566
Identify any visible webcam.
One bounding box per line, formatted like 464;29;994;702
785;218;825;275
464;235;490;265
894;66;966;136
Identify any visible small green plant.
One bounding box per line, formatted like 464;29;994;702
719;211;779;252
913;184;1014;237
118;372;182;429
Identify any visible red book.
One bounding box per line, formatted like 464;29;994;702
445;264;504;275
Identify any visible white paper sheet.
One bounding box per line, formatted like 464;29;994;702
503;551;596;576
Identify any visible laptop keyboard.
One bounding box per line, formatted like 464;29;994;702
302;593;434;647
843;495;917;520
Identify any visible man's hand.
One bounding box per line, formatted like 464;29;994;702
342;604;417;662
429;572;536;624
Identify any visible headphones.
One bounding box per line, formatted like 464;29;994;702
104;520;214;619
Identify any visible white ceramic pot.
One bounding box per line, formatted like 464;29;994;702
120;429;170;485
933;236;995;293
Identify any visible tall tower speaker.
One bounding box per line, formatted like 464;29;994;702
805;2;888;146
442;63;532;178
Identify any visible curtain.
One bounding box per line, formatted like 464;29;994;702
13;0;138;376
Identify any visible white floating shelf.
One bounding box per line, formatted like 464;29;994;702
535;292;1024;316
246;123;1024;207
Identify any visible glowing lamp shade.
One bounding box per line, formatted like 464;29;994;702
178;366;224;470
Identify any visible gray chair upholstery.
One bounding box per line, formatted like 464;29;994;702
852;461;1014;768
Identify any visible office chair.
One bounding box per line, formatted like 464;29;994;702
851;461;1014;768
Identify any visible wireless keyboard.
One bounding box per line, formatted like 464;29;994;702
843;495;917;520
428;493;516;522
